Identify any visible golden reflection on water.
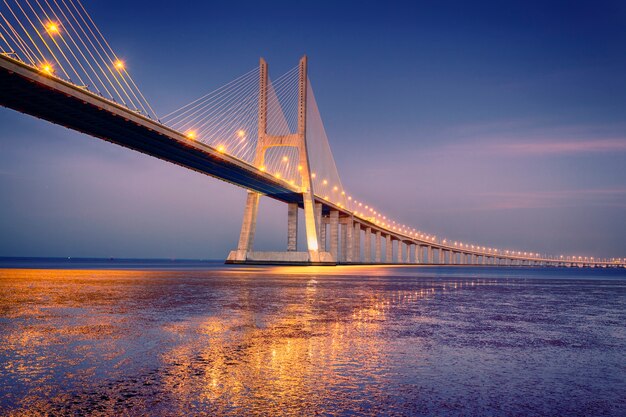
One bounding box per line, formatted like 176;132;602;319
0;267;490;416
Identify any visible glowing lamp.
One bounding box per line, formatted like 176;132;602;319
46;22;59;34
40;63;53;74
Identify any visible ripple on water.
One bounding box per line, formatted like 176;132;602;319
0;266;625;416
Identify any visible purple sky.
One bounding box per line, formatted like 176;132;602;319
1;0;625;259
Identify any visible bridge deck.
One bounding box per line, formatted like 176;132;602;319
0;55;303;205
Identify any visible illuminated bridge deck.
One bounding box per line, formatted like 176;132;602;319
0;55;303;205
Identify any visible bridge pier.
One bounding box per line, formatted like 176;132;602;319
287;203;298;251
375;231;382;263
385;235;392;263
330;210;339;260
364;227;372;262
396;240;403;263
353;222;361;263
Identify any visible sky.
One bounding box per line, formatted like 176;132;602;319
1;0;625;259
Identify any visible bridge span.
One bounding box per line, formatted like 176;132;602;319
1;54;623;268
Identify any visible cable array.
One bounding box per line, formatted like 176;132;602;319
306;80;348;207
0;0;156;118
163;65;305;187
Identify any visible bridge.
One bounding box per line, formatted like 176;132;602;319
0;0;623;268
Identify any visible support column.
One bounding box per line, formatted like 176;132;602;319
396;241;403;263
439;248;444;264
375;231;382;263
410;244;416;264
236;191;261;255
341;222;348;262
314;202;322;246
364;227;372;263
414;245;421;263
320;218;327;251
353;223;361;263
385;235;392;263
345;218;353;262
427;246;434;264
330;210;339;261
287;203;298;251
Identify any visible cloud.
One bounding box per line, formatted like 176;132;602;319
428;122;626;157
490;138;626;155
471;188;626;211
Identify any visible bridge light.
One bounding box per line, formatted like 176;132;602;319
311;172;316;178
217;145;225;153
333;186;338;191
40;63;54;74
323;179;328;185
282;156;288;162
46;22;59;34
275;172;281;179
185;130;196;139
298;165;302;171
260;166;266;172
237;129;245;138
114;60;125;70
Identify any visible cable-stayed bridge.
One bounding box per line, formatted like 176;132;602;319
0;0;623;267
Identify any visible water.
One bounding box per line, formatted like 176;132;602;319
0;260;625;416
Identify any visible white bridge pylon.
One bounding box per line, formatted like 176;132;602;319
228;56;334;264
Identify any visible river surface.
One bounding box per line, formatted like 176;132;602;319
0;260;625;416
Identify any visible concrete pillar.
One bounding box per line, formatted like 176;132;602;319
330;210;339;261
427;246;433;263
396;241;403;263
237;191;261;252
364;227;372;263
385;235;392;263
439;248;444;264
341;222;347;262
314;202;322;245
375;231;382;263
320;218;327;252
353;223;361;263
287;203;298;251
410;244;416;263
414;245;421;263
344;218;353;262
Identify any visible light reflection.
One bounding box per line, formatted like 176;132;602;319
0;267;497;415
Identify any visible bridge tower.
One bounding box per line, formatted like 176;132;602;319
227;56;334;264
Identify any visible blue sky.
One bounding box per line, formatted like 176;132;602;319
1;0;625;259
